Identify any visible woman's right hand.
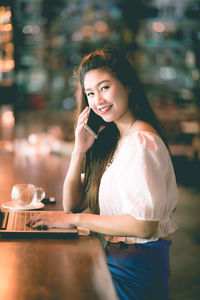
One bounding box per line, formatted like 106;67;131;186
73;107;96;154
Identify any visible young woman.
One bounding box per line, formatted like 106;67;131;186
29;49;178;300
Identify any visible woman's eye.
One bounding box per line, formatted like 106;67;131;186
101;86;109;91
87;92;94;97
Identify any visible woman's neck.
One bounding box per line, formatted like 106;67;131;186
117;119;136;140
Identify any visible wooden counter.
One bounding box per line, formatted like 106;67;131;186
0;153;118;300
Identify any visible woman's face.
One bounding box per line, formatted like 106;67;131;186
84;68;132;124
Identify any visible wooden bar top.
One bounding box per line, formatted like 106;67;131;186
0;153;118;300
0;236;117;300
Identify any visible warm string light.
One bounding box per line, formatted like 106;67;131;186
0;59;15;71
0;5;14;85
72;21;109;41
1;110;15;127
0;106;15;141
152;21;165;33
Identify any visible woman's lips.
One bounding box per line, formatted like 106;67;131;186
98;105;112;114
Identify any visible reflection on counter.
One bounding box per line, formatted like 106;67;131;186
13;133;74;157
0;131;74;157
0;105;15;140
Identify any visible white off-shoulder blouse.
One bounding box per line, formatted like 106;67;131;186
99;131;179;244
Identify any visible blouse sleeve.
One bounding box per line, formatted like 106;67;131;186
118;132;177;221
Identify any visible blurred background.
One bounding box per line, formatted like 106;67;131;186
0;0;200;299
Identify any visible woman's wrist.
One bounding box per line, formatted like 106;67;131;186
71;149;85;159
70;213;81;227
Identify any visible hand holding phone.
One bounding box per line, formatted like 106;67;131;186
85;109;102;139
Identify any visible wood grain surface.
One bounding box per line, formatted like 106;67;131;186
0;153;118;300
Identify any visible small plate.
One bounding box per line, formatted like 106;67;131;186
2;201;45;211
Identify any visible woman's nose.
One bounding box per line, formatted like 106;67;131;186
95;92;104;105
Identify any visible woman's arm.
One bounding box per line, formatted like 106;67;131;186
75;213;158;239
62;107;96;212
63;151;86;212
29;212;158;239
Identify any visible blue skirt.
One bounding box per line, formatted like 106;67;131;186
105;239;171;300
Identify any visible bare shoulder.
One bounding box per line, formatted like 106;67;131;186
133;120;160;137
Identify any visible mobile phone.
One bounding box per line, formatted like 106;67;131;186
85;109;102;139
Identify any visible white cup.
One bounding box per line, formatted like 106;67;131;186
11;184;45;206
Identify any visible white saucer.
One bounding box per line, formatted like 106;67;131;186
2;201;45;211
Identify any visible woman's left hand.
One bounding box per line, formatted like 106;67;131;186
27;211;75;229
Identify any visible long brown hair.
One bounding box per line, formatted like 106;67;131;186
74;48;168;214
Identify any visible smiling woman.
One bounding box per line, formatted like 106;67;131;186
84;69;132;126
29;48;178;300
